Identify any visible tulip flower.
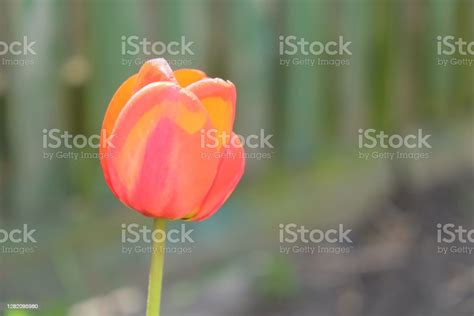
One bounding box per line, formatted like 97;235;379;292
99;58;245;316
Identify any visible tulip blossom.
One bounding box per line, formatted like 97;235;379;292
99;58;245;221
99;59;245;316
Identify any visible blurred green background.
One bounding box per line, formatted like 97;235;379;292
0;0;473;315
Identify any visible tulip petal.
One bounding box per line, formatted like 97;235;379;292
174;69;207;87
189;134;245;221
187;78;236;149
100;73;138;193
135;58;177;91
105;82;221;219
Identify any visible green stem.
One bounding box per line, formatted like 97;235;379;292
146;218;167;316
